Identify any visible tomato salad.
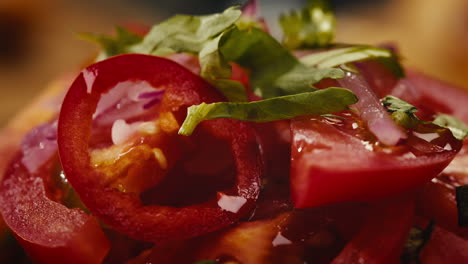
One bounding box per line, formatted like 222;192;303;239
1;1;468;263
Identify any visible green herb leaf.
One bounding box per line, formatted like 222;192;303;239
280;0;335;49
382;95;420;129
219;27;344;98
130;7;241;56
179;87;358;135
128;7;248;101
456;185;468;227
211;79;248;102
300;45;405;78
79;26;143;60
382;95;468;140
433;114;468;141
401;221;435;264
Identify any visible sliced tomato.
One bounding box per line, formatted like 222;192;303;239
397;71;468;122
57;54;262;242
417;175;468;239
292;60;466;208
0;123;110;264
291;111;460;208
331;198;415;264
419;226;468;263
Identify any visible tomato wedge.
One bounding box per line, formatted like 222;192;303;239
419;226;468;263
57;54;262;242
331;198;415;264
291;61;463;208
0;123;110;264
291;112;460;208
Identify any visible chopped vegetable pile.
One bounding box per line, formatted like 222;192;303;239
1;0;468;263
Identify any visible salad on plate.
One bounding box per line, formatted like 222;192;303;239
1;0;468;263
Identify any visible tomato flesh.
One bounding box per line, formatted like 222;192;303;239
291;111;461;208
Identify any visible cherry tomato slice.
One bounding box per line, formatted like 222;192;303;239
0;123;109;264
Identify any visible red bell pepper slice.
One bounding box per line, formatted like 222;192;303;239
57;54;262;242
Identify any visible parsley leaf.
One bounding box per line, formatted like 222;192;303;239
433;114;468;141
382;95;420;129
401;221;435;264
280;0;335;49
300;45;405;78
382;95;468;140
456;185;468;227
178;87;357;135
79;26;143;60
219;27;344;98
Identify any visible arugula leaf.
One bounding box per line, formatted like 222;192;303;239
280;0;335;49
79;26;143;60
382;95;468;140
179;87;358;135
456;185;468;227
400;221;435;264
433;114;468;141
300;45;405;78
219;27;344;98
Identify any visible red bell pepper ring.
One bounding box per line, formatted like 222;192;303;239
0;154;110;264
57;54;262;242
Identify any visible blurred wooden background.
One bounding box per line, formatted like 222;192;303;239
0;0;467;128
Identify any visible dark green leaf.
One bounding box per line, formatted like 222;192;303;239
179;87;358;135
456;185;468;227
401;221;435;264
382;95;420;129
79;26;143;60
433;114;468;141
280;0;335;49
219;27;344;98
300;45;405;78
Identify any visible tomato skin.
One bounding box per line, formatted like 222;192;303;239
331;198;415;264
0;154;110;264
419;226;468;263
291;115;460;208
58;54;263;242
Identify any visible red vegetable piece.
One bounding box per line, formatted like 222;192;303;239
419;226;468;263
291;112;461;208
331;198;415;264
58;54;262;242
0;154;109;264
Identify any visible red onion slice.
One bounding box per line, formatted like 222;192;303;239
338;72;407;146
242;0;259;17
20;121;58;174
